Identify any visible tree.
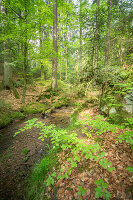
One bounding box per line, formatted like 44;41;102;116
52;0;57;91
105;0;112;66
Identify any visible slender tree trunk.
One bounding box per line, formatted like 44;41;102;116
119;39;123;66
60;63;62;81
105;0;112;66
58;10;62;81
22;1;28;103
2;6;12;89
52;0;57;91
65;47;68;81
22;38;28;103
0;2;4;77
79;0;82;71
94;0;99;71
40;28;45;81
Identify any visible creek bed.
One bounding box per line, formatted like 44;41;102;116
0;106;74;200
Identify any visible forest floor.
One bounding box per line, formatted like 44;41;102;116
0;82;133;200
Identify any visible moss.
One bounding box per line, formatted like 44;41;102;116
55;97;71;108
0;81;4;91
0;111;25;129
0;100;12;110
11;112;25;119
24;102;49;114
27;146;59;200
107;112;133;128
37;80;51;87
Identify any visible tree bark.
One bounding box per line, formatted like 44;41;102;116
52;0;57;91
79;0;82;71
105;0;112;66
94;0;99;71
2;6;12;89
22;0;28;103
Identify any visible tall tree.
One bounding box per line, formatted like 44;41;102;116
94;0;99;72
105;0;112;66
52;0;57;91
79;0;83;71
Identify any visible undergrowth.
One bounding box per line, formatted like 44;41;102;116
0;100;24;128
14;109;133;199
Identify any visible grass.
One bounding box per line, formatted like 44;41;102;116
26;146;59;200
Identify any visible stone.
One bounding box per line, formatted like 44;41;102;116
124;90;133;114
109;107;117;115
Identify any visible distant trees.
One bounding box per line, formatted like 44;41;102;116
0;0;132;95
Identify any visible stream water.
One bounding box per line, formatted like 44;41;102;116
0;106;74;200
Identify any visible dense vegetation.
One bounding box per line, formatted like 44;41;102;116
0;0;133;200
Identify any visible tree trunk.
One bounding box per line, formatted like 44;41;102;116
2;6;12;89
94;0;99;71
65;47;68;81
40;28;45;81
4;62;12;89
22;1;28;103
52;0;57;91
79;0;82;71
22;39;28;103
119;39;123;66
105;0;112;66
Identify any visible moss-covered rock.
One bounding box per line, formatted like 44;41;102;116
24;102;49;114
0;111;25;129
55;97;71;108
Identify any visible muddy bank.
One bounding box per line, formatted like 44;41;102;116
0;106;74;200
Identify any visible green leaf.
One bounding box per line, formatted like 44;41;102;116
108;167;115;172
46;175;54;186
126;166;133;173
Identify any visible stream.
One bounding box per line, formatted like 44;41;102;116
0;106;74;200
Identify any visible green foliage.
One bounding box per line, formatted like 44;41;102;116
0;81;4;91
115;129;133;146
123;117;133;129
15;117;115;196
78;114;117;136
101;80;133;125
94;179;112;200
126;166;133;173
24;156;29;162
0;110;24;128
77;113;132;147
24;103;49;114
14;113;132;199
27;145;59;200
22;148;29;155
15;118;115;176
0;100;12;110
77;186;87;196
55;97;71;108
37;80;51;87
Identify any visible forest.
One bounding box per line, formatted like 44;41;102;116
0;0;133;199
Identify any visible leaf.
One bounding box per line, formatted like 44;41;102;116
108;167;115;172
126;166;133;173
95;191;101;198
94;180;101;186
46;175;54;186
